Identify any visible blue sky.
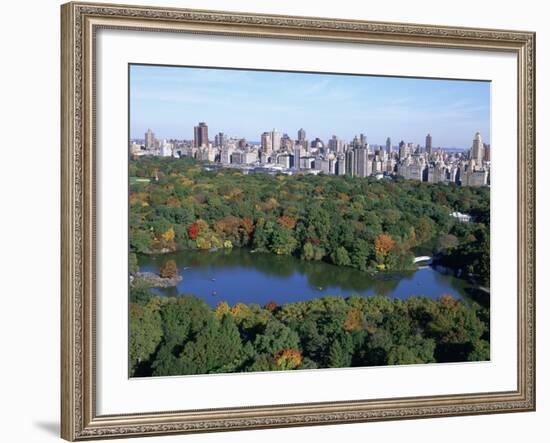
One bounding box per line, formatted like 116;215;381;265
130;64;490;149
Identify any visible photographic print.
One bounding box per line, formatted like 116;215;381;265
128;64;491;378
61;5;536;438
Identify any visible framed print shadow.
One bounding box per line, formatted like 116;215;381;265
61;1;536;441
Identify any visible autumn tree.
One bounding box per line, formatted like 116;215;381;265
343;308;364;332
187;222;200;240
161;227;175;243
159;259;178;278
274;348;302;370
374;233;396;257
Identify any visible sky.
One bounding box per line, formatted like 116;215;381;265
130;64;491;149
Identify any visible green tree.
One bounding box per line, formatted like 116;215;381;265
331;246;351;267
129;302;163;375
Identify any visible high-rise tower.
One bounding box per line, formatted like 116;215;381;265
193;122;209;147
145;128;155;149
425;133;432;155
471;132;484;168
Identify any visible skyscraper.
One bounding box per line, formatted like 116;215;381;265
145;128;155;149
471;131;485;168
426;133;432;155
297;128;306;142
484;144;491;162
294;144;302;170
328;135;344;153
345;149;355;177
194;122;208;148
271;129;281;152
215;132;226;148
261;132;272;154
386;137;392;155
356;147;369;177
398;140;407;159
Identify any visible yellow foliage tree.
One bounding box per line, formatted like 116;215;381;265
274;349;302;370
162;227;175;243
214;302;231;320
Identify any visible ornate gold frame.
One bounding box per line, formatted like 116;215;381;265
61;1;536;440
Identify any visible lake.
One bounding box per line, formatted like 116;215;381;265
137;249;487;308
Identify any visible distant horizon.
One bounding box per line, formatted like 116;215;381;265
130;64;491;149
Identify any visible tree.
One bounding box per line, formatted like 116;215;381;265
301;242;315;261
331;246;352;267
351;240;371;271
129;302;163;375
161;227;175;243
187;222;200;240
177;314;246;374
374;233;396;258
274;348;302;370
277;215;297;230
253;320;300;355
328;334;354;368
343;308;364;332
159;259;178;278
269;224;297;255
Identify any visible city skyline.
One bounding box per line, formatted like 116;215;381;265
130;64;491;149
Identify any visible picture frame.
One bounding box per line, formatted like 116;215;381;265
61;1;536;440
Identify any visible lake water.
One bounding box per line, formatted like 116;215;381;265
137;249;487;308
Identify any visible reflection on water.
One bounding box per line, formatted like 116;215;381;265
137;249;486;308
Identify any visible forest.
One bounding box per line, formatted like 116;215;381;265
130;288;490;376
128;156;491;377
129;156;490;284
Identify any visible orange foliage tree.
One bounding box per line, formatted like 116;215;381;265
374;233;396;257
274;348;302;370
343;308;364;332
277;215;297;230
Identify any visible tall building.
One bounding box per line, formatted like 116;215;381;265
145;128;155;149
386;137;392;156
328;135;344;153
280;134;293;150
359;133;367;147
471;131;485;168
261;132;272;154
397;156;425;181
215;132;226;148
335;153;346;175
297;128;306;142
194;122;209;148
398;140;407;159
484;143;491;162
461;159;488;186
294;144;302;170
345;149;355;177
160;139;172;157
355;147;369;177
220;144;235;164
271;129;281;152
426;133;432;155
